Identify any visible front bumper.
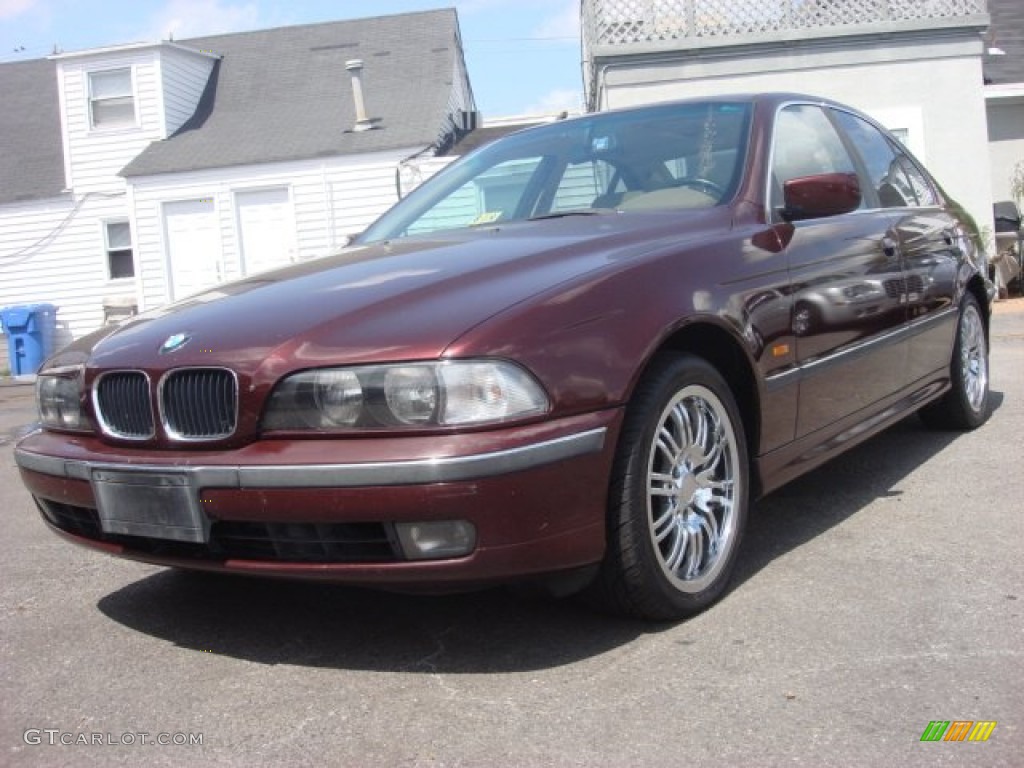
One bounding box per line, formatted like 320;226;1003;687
15;410;621;586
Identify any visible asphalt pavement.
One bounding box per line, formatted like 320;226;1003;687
1;303;1022;767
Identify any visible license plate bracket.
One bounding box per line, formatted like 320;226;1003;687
92;469;208;543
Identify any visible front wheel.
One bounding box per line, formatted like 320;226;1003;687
919;293;990;430
591;355;749;620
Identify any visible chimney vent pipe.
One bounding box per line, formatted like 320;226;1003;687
345;59;375;132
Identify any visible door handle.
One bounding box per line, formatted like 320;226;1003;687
882;237;898;257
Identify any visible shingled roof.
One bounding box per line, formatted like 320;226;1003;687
0;58;66;205
121;8;470;177
985;0;1024;84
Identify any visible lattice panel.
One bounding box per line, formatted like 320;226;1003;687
588;0;691;44
585;0;988;45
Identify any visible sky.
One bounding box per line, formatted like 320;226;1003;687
0;0;584;117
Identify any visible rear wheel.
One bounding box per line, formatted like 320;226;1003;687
920;293;990;430
591;355;749;620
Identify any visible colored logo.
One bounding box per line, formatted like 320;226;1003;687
159;333;192;355
920;721;997;742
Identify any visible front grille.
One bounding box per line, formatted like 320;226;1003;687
95;371;154;438
37;499;399;563
160;368;237;440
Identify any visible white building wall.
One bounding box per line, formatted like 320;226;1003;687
986;98;1024;205
596;35;995;237
0;193;130;347
9;45;218;348
159;47;217;135
57;51;167;194
6;44;468;353
126;148;450;311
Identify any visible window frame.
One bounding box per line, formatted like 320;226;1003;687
103;219;135;282
767;102;862;223
828;106;943;211
87;67;138;131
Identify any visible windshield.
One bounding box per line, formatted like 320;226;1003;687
359;100;752;244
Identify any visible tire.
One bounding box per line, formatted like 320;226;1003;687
919;293;990;431
589;354;749;621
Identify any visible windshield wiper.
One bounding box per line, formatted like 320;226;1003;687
528;209;618;221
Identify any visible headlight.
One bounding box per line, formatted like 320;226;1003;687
262;360;549;431
36;366;91;432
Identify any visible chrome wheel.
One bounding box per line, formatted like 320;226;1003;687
595;355;749;620
960;301;988;414
919;293;989;431
646;384;740;594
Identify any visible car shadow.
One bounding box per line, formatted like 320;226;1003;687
97;570;649;672
734;392;1004;586
96;394;1004;673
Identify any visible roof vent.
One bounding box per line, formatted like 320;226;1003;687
345;59;378;132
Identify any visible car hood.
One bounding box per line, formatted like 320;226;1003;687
55;211;727;382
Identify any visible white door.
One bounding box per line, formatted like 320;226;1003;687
235;187;296;276
164;199;222;300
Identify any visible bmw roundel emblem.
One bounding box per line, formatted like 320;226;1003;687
159;333;192;354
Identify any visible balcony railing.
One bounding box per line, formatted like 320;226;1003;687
583;0;989;50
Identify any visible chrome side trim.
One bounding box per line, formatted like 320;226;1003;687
15;427;607;489
906;305;958;336
764;306;958;394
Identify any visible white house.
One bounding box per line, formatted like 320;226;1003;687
580;0;999;245
984;0;1024;207
0;9;477;356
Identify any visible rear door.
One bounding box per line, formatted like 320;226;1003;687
829;108;961;387
771;103;907;438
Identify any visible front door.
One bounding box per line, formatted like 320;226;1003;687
771;103;908;438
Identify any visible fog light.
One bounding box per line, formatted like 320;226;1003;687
395;520;476;560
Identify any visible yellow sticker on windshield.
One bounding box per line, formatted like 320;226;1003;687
471;211;503;225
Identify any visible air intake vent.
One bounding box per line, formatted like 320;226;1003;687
95;371;154;439
160;368;238;440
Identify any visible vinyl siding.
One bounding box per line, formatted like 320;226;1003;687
5;45;216;350
0;193;133;349
127;149;453;312
160;47;216;136
58;52;167;194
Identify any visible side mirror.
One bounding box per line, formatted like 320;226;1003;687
782;172;862;221
993;200;1022;233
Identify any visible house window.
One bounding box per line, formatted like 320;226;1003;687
104;221;134;279
89;69;136;128
889;128;910;146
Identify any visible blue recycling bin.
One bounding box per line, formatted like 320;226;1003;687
1;303;58;376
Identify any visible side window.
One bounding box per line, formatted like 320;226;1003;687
832;110;938;208
771;105;858;211
832;110;909;207
898;157;940;207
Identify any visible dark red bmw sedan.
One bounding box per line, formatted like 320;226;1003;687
15;93;993;619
